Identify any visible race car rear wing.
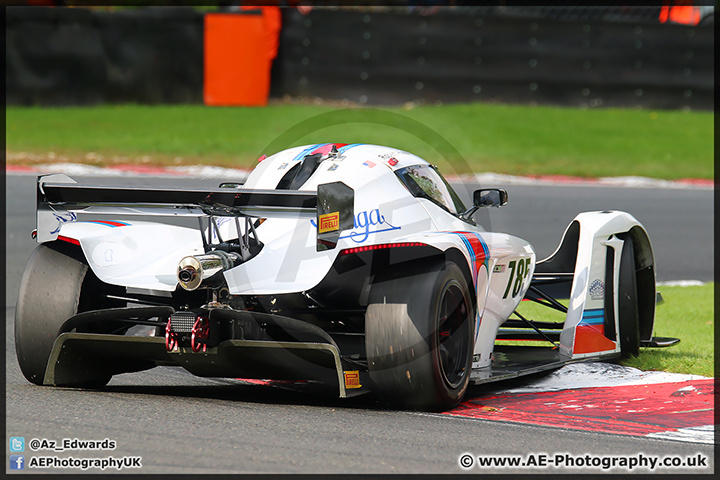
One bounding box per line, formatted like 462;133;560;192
35;174;355;251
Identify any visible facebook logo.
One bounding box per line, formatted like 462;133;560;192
10;437;25;452
9;455;24;470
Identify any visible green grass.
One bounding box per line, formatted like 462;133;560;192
511;283;714;377
622;283;714;377
5;103;714;179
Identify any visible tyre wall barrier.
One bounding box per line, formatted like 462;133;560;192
6;7;714;110
6;6;204;105
272;8;713;110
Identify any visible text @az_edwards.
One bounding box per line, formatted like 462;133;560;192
29;437;116;452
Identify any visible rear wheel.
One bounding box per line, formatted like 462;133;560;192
365;261;473;411
15;243;113;387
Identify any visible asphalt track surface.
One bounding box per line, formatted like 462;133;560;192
4;173;714;474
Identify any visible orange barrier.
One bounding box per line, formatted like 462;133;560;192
204;11;276;107
659;3;703;26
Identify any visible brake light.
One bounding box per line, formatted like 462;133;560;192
57;235;80;245
339;242;427;255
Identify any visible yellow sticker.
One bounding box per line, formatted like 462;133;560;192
344;370;362;389
318;211;340;233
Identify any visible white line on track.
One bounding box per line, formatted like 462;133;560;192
657;280;707;287
494;362;710;394
646;425;715;445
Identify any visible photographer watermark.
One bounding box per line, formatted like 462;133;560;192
27;455;141;471
458;452;709;471
8;436;141;471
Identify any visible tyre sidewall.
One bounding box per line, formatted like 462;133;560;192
15;243;87;385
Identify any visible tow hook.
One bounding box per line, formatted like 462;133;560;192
165;312;210;353
191;317;210;353
165;318;179;352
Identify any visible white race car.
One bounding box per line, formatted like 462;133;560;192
16;143;675;411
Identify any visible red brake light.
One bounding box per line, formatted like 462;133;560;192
58;235;80;245
339;242;427;256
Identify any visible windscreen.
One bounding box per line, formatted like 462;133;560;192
395;164;466;215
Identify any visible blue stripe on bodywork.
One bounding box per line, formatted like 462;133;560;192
292;144;325;162
80;220;130;227
581;308;605;325
449;232;489;285
448;231;490;343
292;143;361;163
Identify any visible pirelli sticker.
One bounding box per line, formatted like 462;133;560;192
318;211;340;233
344;370;362;389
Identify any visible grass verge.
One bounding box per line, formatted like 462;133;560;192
509;283;714;377
6;102;714;179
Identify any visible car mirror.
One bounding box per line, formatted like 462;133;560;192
473;188;508;208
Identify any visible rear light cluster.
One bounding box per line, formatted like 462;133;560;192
339;242;427;256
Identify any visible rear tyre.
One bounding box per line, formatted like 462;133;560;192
617;236;640;358
366;261;474;411
15;243;112;388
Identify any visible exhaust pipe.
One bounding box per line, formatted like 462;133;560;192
177;250;241;291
